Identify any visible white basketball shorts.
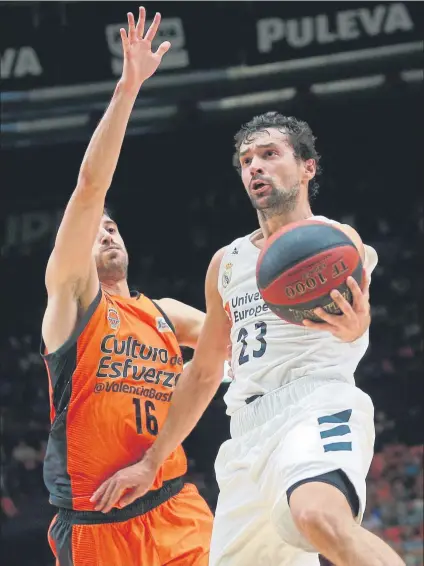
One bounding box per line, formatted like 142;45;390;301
209;375;375;565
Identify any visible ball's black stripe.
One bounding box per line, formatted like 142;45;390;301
259;240;357;289
263;260;363;324
257;224;357;289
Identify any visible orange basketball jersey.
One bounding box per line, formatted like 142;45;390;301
42;289;187;511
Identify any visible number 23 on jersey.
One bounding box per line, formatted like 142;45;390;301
237;321;268;366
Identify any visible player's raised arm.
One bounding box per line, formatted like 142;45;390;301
91;248;230;511
45;9;169;298
145;249;230;453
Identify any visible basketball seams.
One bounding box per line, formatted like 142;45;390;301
257;224;357;289
258;241;358;289
261;246;361;305
256;221;363;325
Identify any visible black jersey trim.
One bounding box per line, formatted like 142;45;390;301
151;300;176;335
130;290;176;335
41;286;103;360
55;477;184;523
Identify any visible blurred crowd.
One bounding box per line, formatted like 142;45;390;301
364;443;423;565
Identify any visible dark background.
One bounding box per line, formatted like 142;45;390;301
1;2;423;565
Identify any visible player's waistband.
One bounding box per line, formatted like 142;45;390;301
56;477;184;525
232;375;350;438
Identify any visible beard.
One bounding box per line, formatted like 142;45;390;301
249;182;300;218
96;251;128;283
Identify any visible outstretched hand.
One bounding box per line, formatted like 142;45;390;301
120;7;171;92
303;274;371;342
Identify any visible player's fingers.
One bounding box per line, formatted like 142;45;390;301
100;481;123;513
118;488;136;508
94;478;117;511
154;41;171;58
127;12;137;43
120;28;129;54
302;319;334;333
135;6;146;39
119;486;148;508
90;479;110;504
312;307;342;326
144;12;161;42
330;289;355;318
347;276;368;313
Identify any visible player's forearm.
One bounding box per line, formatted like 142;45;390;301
144;363;222;468
77;80;139;194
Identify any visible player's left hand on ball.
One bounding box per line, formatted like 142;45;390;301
90;458;157;513
303;274;370;342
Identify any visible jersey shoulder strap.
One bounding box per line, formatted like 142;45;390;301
217;236;246;298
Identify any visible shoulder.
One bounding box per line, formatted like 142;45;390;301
337;224;365;262
316;216;377;272
315;215;363;253
316;216;365;261
209;234;251;273
209;246;227;271
208;245;234;293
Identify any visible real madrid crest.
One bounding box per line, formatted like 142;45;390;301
222;262;233;289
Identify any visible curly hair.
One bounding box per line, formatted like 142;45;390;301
233;111;322;199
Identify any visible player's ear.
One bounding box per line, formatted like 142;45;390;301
304;159;316;181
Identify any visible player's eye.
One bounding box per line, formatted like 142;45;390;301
264;150;277;157
108;227;115;234
242;157;251;166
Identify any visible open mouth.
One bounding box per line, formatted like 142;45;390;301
252;181;272;195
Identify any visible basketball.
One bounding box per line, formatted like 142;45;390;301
256;220;364;325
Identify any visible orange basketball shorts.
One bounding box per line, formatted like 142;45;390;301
48;482;213;566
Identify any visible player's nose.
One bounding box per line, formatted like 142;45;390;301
249;158;265;177
100;231;112;246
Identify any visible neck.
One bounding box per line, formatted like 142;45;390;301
101;279;131;298
258;202;313;239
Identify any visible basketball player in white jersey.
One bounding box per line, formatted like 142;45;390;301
93;112;404;565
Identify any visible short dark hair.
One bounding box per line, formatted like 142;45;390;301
233;111;322;199
103;206;115;221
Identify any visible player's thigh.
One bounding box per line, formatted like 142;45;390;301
147;483;213;566
212;502;318;566
48;514;160;566
211;438;319;566
262;384;375;551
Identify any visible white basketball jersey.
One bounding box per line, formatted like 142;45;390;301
218;216;378;415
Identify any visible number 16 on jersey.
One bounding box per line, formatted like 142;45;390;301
132;398;159;436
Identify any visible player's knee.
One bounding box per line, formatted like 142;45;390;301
293;504;346;544
289;481;355;546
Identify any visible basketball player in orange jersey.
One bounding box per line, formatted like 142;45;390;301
41;8;213;566
93;113;405;565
